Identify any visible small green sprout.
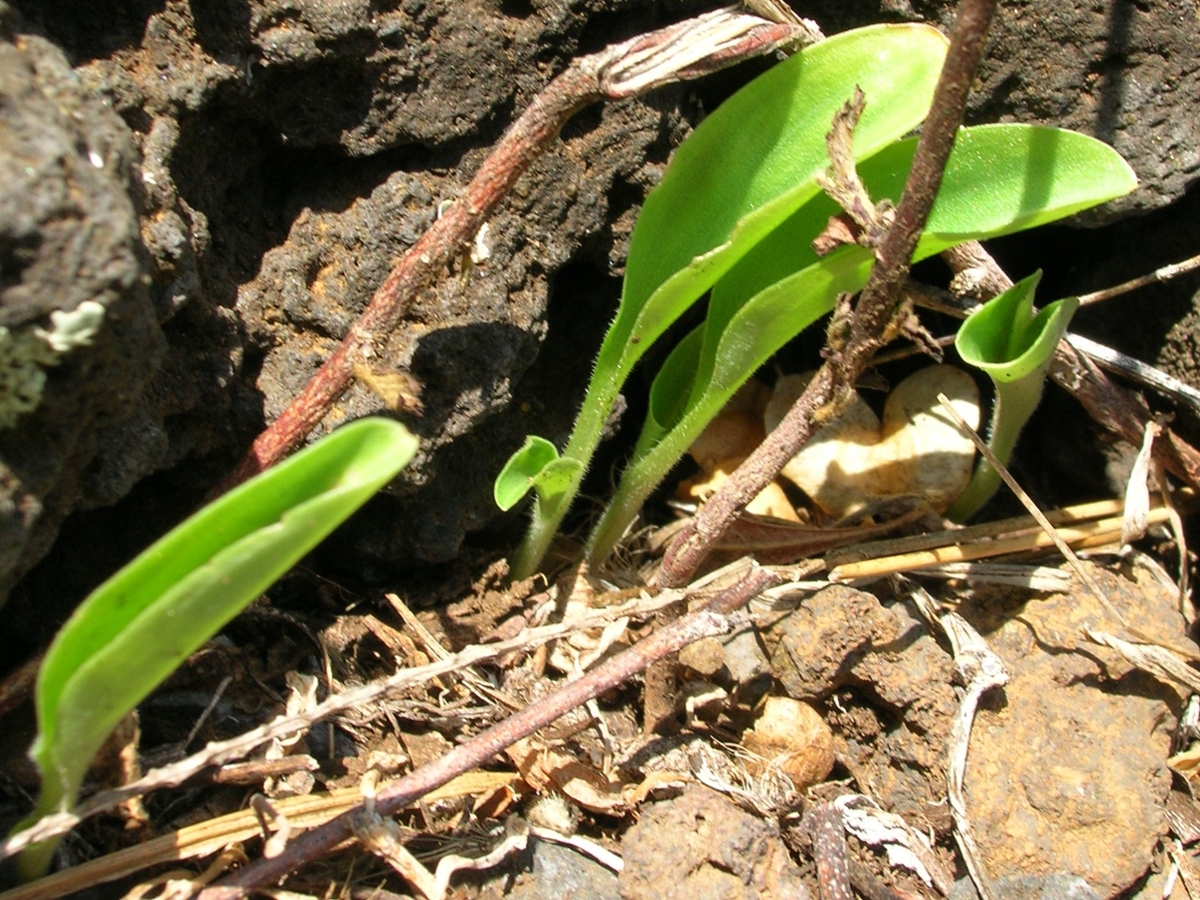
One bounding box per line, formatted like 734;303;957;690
947;272;1079;520
16;417;417;878
500;23;952;577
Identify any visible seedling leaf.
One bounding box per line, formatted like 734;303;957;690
495;436;561;511
949;271;1080;520
508;23;951;576
586;125;1133;562
19;417;417;876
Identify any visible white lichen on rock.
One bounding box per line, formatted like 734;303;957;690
0;301;105;428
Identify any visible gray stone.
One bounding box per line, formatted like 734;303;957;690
506;838;620;900
948;873;1101;900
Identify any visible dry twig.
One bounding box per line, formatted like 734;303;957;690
659;0;1000;586
906;584;1007;900
1077;250;1200;306
1;589;679;859
0;775;514;900
218;7;819;492
196;563;780;899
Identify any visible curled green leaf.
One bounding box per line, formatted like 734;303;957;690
495;436;561;511
948;271;1080;520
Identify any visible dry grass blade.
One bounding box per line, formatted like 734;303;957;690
0;774;516;900
940;609;1008;900
1066;334;1200;419
1086;629;1200;694
1077;250;1200;306
192;564;778;900
827;500;1178;581
934;392;1127;627
1122;419;1161;545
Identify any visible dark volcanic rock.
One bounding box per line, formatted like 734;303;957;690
1;0;1198;620
0;23;163;602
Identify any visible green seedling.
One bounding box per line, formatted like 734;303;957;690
497;23;952;577
947;272;1078;520
17;417;417;878
494;435;583;515
498;23;1136;577
585;126;1132;561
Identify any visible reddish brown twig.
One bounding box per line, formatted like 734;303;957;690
197;562;780;899
1050;340;1200;487
218;8;819;493
659;0;999;587
806;802;853;900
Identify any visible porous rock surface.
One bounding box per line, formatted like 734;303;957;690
960;560;1185;897
766;585;960;833
765;562;1184;895
0;24;164;604
618;785;806;900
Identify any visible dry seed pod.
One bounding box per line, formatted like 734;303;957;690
765;365;980;518
742;696;834;791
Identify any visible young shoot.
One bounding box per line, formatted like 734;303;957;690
948;272;1079;520
16;418;417;878
495;24;1136;577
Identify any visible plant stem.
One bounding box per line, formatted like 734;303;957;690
946;376;1041;520
658;0;999;587
196;562;781;900
217;9;817;496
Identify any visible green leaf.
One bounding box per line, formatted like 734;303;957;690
586;247;873;563
948;272;1080;520
534;457;585;502
917;124;1138;250
510;23;951;577
635;324;706;458
585;124;1134;563
495;436;561;511
955;270;1077;381
20;417;417;877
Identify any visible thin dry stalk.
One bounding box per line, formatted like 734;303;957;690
1;589;679;859
658;0;1000;586
0;775;515;900
827;507;1175;581
934;393;1128;627
1077;250;1200;306
930;597;1008;900
218;7;818;492
196;564;780;900
806;802;851;900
